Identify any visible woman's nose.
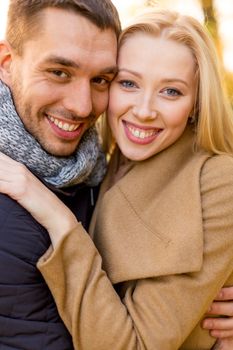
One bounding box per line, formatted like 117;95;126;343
132;95;157;121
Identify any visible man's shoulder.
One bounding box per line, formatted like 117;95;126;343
0;193;51;261
0;193;49;239
0;192;32;219
0;192;21;211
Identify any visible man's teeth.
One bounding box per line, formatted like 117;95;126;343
48;115;79;132
128;125;158;139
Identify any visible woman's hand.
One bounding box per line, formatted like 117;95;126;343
212;338;233;350
203;287;233;349
0;152;78;246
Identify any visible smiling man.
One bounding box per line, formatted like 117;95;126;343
0;0;120;349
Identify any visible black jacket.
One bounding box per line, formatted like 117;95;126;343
0;182;99;350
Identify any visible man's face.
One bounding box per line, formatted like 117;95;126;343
4;8;117;156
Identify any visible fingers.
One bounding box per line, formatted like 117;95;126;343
203;317;233;338
0;173;25;201
203;288;233;340
211;329;233;339
208;301;233;316
0;159;32;200
0;153;24;178
213;337;233;349
0;151;18;164
214;287;233;301
0;152;29;174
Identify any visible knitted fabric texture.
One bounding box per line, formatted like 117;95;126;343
0;80;106;188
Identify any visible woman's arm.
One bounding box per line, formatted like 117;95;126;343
1;152;233;349
38;156;233;349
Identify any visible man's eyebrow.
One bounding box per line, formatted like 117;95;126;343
43;55;80;68
43;55;118;75
100;66;118;75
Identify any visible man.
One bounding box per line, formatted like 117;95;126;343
0;0;120;349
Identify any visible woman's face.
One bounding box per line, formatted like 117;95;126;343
108;32;197;161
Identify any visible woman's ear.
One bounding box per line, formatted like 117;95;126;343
0;40;13;85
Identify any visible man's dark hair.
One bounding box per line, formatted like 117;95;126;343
6;0;121;54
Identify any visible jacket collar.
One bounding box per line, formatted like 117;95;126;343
92;126;211;284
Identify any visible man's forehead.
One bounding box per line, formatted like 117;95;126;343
39;54;117;75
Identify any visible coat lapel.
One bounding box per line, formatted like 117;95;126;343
92;127;211;284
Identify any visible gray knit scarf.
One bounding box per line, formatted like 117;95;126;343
0;80;106;188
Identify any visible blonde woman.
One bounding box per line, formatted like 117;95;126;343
0;9;233;349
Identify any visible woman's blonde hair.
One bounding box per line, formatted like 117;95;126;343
101;8;233;156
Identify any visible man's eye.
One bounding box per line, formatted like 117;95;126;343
92;77;109;85
119;80;136;88
50;70;69;78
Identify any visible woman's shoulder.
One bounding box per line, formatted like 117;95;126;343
200;154;233;196
201;153;233;177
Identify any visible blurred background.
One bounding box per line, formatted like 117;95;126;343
0;0;232;101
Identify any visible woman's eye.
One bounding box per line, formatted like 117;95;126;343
119;80;136;88
163;88;182;96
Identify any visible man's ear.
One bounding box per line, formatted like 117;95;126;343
0;40;13;85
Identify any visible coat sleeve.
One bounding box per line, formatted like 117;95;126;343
38;156;233;350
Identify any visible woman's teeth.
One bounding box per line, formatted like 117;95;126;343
127;125;159;139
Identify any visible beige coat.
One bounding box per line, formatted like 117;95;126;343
39;126;233;350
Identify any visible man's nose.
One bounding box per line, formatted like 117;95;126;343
63;81;93;118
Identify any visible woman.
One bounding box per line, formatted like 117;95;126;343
0;8;233;349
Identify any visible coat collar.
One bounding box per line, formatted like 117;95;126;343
91;126;211;284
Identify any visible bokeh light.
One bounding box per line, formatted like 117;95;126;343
0;1;9;39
